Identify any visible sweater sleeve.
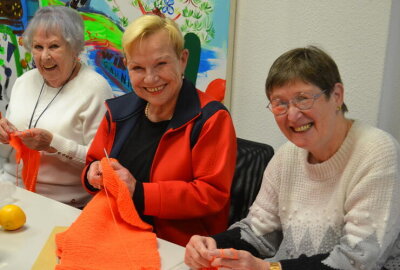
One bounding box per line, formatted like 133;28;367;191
212;227;262;257
48;72;113;165
227;153;284;259
212;224;336;270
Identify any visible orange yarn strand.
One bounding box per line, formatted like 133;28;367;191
15;162;19;187
102;160;136;269
9;134;40;192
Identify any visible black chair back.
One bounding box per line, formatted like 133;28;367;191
229;138;274;225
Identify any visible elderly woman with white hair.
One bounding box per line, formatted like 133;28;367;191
0;6;113;208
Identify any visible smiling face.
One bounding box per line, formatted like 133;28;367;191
124;29;188;112
32;28;77;88
270;80;346;161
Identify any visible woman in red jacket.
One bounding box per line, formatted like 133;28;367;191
83;14;237;246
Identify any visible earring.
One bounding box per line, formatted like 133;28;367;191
337;105;342;111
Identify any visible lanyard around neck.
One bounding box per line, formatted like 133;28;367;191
28;82;66;129
28;63;78;129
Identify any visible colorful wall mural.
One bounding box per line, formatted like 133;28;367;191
0;0;233;113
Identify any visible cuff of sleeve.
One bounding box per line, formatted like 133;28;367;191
50;133;84;162
50;133;67;152
143;182;160;217
81;161;99;194
279;253;330;270
133;181;144;215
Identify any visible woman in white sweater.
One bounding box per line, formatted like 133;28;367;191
0;6;113;208
185;46;400;270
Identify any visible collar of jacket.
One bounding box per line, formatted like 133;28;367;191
105;78;201;129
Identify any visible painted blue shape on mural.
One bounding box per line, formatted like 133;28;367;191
162;0;174;15
210;0;231;48
25;0;40;21
87;48;132;95
7;42;16;62
4;66;12;77
198;48;217;73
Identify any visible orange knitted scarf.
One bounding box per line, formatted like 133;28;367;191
55;157;161;270
8;134;41;192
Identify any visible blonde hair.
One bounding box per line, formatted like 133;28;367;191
122;15;184;57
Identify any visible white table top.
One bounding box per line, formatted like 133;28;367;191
0;187;188;270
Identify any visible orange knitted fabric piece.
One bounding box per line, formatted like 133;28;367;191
8;134;41;192
55;157;161;270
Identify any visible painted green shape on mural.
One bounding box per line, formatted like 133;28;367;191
82;12;124;51
0;25;23;76
37;2;124;51
0;59;4;66
25;52;32;62
0;47;4;54
184;32;201;86
40;0;64;6
179;0;215;44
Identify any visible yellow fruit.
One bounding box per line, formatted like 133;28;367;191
0;204;26;231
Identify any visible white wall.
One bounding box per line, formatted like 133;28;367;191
378;0;400;140
230;0;394;150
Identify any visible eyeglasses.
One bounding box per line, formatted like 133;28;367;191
267;89;328;116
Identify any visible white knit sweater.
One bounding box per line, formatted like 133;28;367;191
0;65;113;207
234;120;400;270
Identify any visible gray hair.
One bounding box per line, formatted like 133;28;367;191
23;6;85;54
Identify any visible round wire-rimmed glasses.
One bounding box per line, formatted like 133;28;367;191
267;89;328;116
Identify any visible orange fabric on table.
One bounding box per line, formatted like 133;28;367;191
55;157;161;270
8;134;41;192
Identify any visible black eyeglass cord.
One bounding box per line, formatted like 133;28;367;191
28;64;77;129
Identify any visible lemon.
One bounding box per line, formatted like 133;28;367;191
0;204;26;231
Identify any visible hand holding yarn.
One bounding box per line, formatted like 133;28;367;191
0;117;18;143
87;159;137;196
87;161;103;189
14;128;56;153
184;235;217;269
207;248;268;270
108;161;137;196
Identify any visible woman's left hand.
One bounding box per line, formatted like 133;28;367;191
208;248;269;270
14;128;56;153
108;161;137;196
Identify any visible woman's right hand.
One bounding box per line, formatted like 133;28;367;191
0;117;17;144
185;235;217;269
87;160;137;196
87;161;103;189
185;235;270;270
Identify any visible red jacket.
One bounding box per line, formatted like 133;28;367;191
83;79;237;246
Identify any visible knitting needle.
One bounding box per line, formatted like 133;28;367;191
102;149;135;268
103;148;110;161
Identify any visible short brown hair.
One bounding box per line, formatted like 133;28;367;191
265;46;348;113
